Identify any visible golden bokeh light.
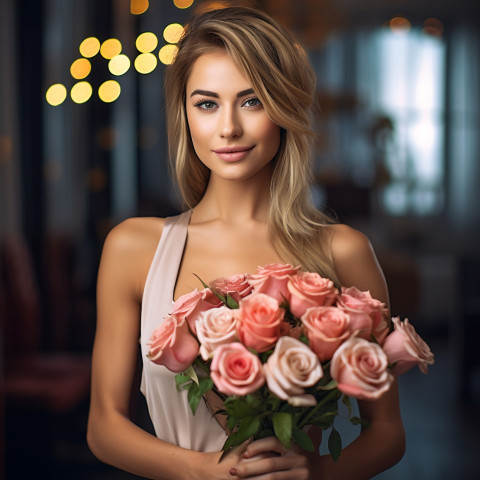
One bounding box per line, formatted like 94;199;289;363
109;54;131;76
70;58;92;79
173;0;194;10
71;81;93;104
46;83;67;106
389;16;411;35
79;37;100;58
100;38;122;59
135;52;158;73
196;1;228;14
163;23;184;44
423;18;444;37
159;44;178;65
130;0;149;15
98;80;121;103
136;32;158;53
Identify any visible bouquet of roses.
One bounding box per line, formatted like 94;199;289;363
147;264;434;460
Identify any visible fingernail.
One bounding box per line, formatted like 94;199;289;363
241;451;248;458
230;467;238;476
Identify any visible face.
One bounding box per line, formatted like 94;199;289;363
185;49;281;183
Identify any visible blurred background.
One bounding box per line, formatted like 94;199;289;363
1;0;479;478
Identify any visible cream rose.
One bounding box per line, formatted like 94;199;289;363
210;273;253;304
172;288;222;334
287;272;338;318
301;306;351;362
330;337;393;400
210;342;265;396
247;263;300;304
147;315;199;372
195;306;238;360
264;336;323;406
382;317;435;375
337;287;389;344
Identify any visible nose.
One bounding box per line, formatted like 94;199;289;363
219;105;242;138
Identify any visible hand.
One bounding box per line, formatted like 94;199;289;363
199;440;251;480
232;437;312;479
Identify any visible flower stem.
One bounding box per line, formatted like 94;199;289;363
298;389;339;428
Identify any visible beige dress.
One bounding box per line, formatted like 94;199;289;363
140;210;227;451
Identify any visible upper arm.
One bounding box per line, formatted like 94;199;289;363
330;225;403;427
330;224;390;314
90;218;163;417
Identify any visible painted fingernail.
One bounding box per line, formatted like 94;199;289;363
229;467;238;476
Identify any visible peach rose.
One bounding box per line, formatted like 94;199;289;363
147;315;199;372
330;337;393;400
210;342;265;396
287;272;338;318
172;288;222;334
264;336;323;406
301;306;351;362
247;263;300;304
210;273;253;304
382;317;435;375
237;293;285;353
337;287;389;344
195;306;238;361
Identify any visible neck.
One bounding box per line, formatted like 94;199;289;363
192;165;273;224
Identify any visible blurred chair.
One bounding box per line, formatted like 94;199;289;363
0;234;91;477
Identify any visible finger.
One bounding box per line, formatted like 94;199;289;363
242;437;286;458
236;453;308;478
236;465;310;480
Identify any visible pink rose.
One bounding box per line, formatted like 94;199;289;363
337;287;389;344
237;293;284;353
330;337;393;400
382;317;435;375
209;273;253;304
264;336;323;406
210;342;265;396
247;263;300;304
195;306;238;360
147;315;199;372
301;306;351;362
172;288;222;334
287;272;338;318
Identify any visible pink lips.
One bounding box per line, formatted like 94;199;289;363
212;145;254;162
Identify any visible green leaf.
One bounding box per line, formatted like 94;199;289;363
225;294;239;309
187;377;213;415
225;398;255;419
174;373;191;390
292;427;315;452
328;427;342;462
223;416;260;451
273;412;292;449
184;365;199;385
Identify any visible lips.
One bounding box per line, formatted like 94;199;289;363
212;145;255;162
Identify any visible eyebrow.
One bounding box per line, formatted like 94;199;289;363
189;88;255;98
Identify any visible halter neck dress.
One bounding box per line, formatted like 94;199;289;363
140;210;227;452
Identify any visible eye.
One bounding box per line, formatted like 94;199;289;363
243;97;262;108
194;99;217;111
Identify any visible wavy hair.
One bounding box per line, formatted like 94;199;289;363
164;6;340;284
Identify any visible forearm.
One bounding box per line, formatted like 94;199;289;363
87;409;203;480
311;420;406;480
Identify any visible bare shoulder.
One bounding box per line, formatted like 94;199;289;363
99;217;166;301
327;223;389;306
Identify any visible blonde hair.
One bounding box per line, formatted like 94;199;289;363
164;6;340;285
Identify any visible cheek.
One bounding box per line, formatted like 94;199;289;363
186;110;214;150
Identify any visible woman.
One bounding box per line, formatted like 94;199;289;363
87;6;405;479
